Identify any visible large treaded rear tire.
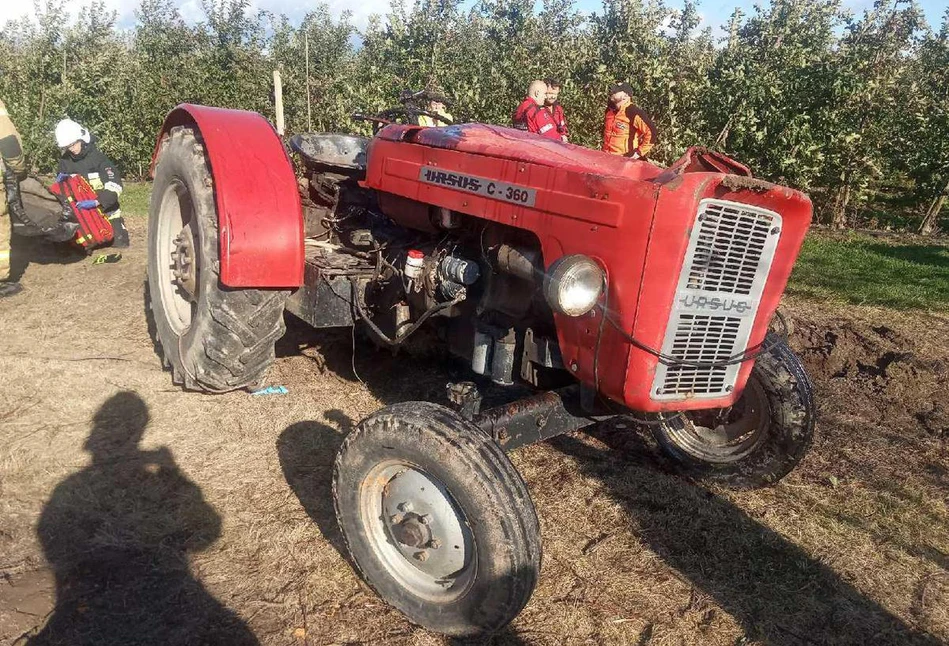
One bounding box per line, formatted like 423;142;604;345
333;402;541;636
146;125;288;392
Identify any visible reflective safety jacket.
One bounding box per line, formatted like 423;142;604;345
602;99;657;158
513;97;561;140
418;110;453;127
0;100;25;182
57;138;123;215
1;98;26;280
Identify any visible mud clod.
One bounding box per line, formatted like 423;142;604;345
786;300;948;465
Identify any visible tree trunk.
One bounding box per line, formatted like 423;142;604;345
918;178;948;235
831;178;851;229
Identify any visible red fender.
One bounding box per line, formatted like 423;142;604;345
151;104;304;288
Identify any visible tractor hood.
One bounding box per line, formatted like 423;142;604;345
375;123;666;182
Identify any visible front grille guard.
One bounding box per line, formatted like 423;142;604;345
652;199;782;401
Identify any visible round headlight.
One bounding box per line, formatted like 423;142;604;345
544;255;604;317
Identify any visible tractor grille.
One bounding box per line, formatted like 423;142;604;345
652;199;782;401
659;315;742;396
686;202;775;295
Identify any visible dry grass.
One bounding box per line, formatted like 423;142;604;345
0;220;947;645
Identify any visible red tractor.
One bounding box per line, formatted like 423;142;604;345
146;103;815;637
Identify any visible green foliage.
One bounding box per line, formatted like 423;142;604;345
819;0;927;228
897;9;949;233
118;180;151;217
0;0;945;232
707;0;845;190
788;232;949;310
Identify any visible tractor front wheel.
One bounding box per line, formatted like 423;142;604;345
146;125;288;392
333;402;541;637
651;333;815;488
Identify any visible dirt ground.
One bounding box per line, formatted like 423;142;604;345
1;217;947;645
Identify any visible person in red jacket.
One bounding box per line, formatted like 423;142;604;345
544;78;568;142
512;80;560;140
602;82;657;159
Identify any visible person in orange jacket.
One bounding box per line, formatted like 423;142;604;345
512;80;560;140
602;83;657;159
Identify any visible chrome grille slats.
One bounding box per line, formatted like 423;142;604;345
652;199;782;401
661;315;741;395
685;202;774;295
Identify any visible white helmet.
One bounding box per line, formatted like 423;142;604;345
55;118;91;148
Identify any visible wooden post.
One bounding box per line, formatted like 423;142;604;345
273;70;285;136
305;32;312;132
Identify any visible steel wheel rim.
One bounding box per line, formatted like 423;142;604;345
666;377;771;463
156;179;197;334
359;460;476;602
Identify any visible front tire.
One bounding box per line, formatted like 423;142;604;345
146;125;288;392
651;333;815;488
333;402;541;637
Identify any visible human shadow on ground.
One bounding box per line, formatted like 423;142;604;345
550;428;942;646
27;392;258;646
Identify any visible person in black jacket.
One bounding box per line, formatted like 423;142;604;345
54;119;129;247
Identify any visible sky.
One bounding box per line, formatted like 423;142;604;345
0;0;945;38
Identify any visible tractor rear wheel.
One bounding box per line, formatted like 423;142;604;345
333;402;541;637
651;333;815;488
146;125;288;392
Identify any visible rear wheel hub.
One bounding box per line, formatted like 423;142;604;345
172;225;197;301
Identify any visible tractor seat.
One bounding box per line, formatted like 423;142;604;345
290;134;369;175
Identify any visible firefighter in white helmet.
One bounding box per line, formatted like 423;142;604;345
55;119;129;247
